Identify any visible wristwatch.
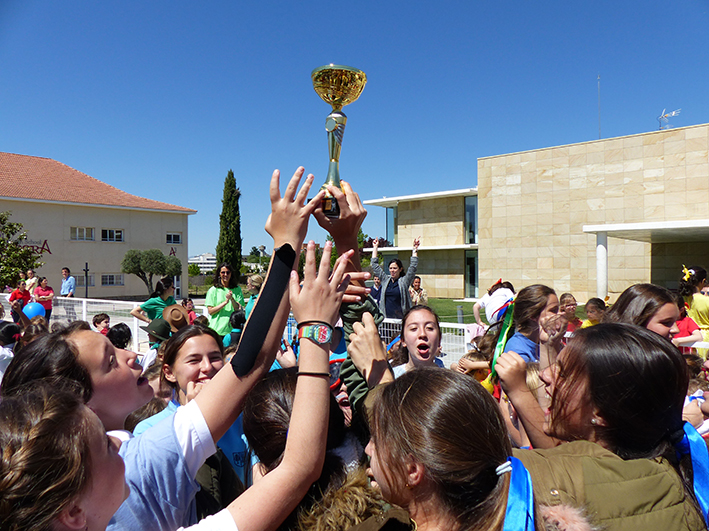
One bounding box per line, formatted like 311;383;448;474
298;324;333;345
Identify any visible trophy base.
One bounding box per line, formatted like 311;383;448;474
322;196;340;218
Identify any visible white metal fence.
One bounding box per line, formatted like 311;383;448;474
1;296;208;353
2;296;470;366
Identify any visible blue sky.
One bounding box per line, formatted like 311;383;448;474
1;1;708;256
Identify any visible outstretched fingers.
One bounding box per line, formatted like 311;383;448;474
283;167;306;202
330;249;354;293
269;169;282;205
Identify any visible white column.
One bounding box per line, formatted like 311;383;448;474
596;232;608;299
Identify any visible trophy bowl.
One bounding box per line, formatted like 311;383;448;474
312;64;367;110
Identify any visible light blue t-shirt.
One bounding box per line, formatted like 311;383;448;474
134;400;251;485
60;275;75;296
110;410;200;531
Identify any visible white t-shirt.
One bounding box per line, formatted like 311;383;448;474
479;288;514;324
180;509;238;531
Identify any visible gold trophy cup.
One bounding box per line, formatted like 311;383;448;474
312;64;367;217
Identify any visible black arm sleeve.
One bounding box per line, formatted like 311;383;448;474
230;244;296;377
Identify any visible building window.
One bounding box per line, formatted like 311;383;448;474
386;206;398;247
101;274;124;286
166;233;182;245
76;274;95;287
465;250;479;298
465;196;477;244
102;229;124;242
71;227;95;241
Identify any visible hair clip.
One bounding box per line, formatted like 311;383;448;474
496;460;513;476
683;265;695;282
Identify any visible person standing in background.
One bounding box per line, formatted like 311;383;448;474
33;277;55;322
370;275;382;304
24;269;38;300
60;267;76;321
409;275;428;305
206;262;245;338
371;237;420;319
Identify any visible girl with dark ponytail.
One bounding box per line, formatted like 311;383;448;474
679;265;709;344
130;276;176;324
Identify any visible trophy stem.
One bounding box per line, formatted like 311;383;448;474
321;110;347;218
323;160;342;190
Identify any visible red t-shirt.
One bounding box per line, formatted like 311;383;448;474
9;288;31;308
565;317;583;333
676;315;700;338
676;315;700;354
33;285;54;310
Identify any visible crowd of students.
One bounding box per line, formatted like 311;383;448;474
2;171;709;531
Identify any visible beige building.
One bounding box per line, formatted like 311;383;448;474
364;189;479;299
0;152;196;299
366;123;709;301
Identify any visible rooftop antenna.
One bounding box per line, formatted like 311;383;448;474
657;108;681;130
597;74;601;139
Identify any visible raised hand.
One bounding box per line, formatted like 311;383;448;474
495;350;529;397
314;181;367;248
265;167;324;250
289;241;352;327
348;312;393;388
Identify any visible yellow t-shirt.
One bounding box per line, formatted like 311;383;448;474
581;319;599;328
685;293;709;329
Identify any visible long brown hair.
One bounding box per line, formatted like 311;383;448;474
243;367;348;530
2;321;93;402
603;283;675;328
0;381;93;530
371;368;515;531
513;284;556;336
549;324;687;458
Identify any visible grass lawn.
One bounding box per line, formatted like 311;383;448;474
427;298;479;324
426;298;589;325
184;292;589;324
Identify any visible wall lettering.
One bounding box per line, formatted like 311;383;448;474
21;239;52;255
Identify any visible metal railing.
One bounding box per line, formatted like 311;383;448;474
1;296;208;353
2;296;470;367
377;318;467;369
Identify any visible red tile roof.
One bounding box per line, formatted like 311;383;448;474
0;152;196;213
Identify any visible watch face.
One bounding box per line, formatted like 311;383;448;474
316;326;330;343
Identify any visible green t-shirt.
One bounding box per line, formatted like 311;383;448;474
205;285;245;336
140;295;177;321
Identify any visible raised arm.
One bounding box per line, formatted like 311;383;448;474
401;240;419;288
371;236;379;261
194;167;324;443
496;351;559;449
226;241;351;531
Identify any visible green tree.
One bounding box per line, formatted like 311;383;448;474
0;211;44;289
165;255;183;278
249;246;260;258
326;228;370;268
188;263;201;277
215;169;242;275
121;249;181;295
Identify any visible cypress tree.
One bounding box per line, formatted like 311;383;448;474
215;169;242;276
